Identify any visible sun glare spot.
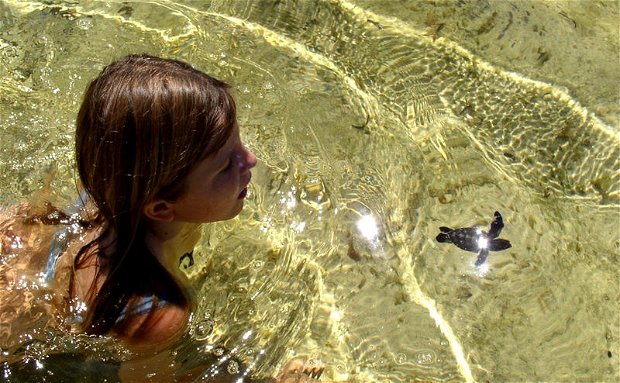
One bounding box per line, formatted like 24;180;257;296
476;262;489;276
356;214;379;240
330;310;342;322
242;330;253;341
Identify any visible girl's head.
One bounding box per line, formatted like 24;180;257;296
73;54;256;334
76;54;242;230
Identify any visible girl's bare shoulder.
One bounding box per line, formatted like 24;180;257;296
118;303;190;352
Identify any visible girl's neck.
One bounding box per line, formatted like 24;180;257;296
144;220;202;301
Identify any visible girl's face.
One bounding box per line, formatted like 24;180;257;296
169;124;257;223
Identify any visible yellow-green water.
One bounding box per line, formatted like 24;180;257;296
0;1;618;382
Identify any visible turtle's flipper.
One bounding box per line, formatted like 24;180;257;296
436;233;451;243
489;238;511;251
488;211;504;238
436;227;452;243
475;248;489;267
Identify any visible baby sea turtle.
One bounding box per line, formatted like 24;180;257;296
436;211;511;267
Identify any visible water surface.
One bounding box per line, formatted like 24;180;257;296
0;1;618;382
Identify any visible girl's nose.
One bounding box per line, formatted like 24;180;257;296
241;146;257;172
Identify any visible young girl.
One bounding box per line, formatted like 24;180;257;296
1;55;329;382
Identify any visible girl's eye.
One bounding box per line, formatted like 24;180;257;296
224;151;242;172
224;154;238;172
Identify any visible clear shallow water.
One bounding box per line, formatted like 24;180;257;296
0;1;618;382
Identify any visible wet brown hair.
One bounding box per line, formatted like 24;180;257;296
74;54;235;335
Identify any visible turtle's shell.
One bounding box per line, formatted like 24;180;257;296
448;227;485;252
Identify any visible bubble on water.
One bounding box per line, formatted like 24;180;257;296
415;350;436;365
194;320;214;340
2;362;11;378
10;235;23;249
396;353;407;364
227;360;239;374
76;18;92;30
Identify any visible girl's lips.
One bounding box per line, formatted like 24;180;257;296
238;187;248;199
238;173;251;199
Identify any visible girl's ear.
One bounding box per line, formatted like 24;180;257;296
143;199;175;222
